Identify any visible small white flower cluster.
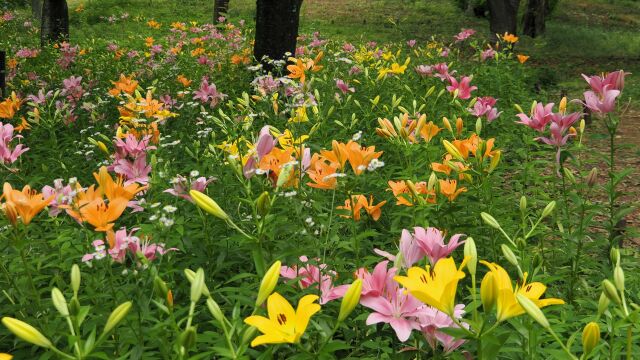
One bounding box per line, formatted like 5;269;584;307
148;203;176;227
367;158;385;172
352;130;363;141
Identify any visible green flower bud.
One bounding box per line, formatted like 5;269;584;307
338;279;362;322
51;288;69;317
256;191;271;217
103;302;132;335
516;293;550;328
602;280;621;305
70;264;81;296
582;322;600;356
501;244;519;266
2;317;53;348
540;201;556;219
481;212;501;230
190;268;205;303
613;266;625;292
464;237;477;276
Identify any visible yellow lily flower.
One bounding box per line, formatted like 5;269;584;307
480;261;564;322
394;257;469;316
244;293;320;347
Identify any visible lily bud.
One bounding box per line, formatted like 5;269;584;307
256;261;281;307
559;97;567;114
582;322;600;356
519;196;527;213
153;276;168;298
167;290;174;309
2;202;18;226
103;302;132;335
488;150;501;172
540;201;556;219
586;168;598;188
597;292;610;317
602;280;621;305
514;103;525;114
480;272;497;312
610;247;620;267
501;244;519;266
276;163;294;188
2;317;53;349
481;212;501;230
207;298;226;325
96;141;110;155
442;117;453;134
190;190;229;221
464;237;477;276
190;268;205;303
613;266;625;292
443;140;465;162
179;326;197;350
580;119;586;135
455;117;463;137
184;269;210;297
338;279;362;322
70;264;80;296
427;172;437;192
475;117;482;135
562;167;576;184
51;288;69;317
256;191;271;217
517;293;550;328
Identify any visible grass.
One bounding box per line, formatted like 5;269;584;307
57;0;640;105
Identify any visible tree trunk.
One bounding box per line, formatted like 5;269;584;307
40;0;69;47
487;0;520;40
254;0;303;71
522;0;546;37
214;0;230;23
32;0;42;20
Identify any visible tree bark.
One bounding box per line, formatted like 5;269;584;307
40;0;69;47
487;0;520;40
254;0;303;71
213;0;230;23
32;0;42;20
522;0;546;37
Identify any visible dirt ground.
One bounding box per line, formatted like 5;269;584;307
583;109;640;245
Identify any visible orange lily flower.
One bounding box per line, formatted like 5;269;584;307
110;74;139;96
306;154;340;190
439;179;467;202
431;154;468;179
177;75;192;87
94;166;145;202
80;197;129;232
345;141;383;175
337;195;385;221
420;121;442;142
1;183;54;225
258;147;297;186
517;54;530;64
0;92;22;120
319;140;349;170
287;58;307;84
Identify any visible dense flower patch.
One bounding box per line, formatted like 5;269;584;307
0;8;637;359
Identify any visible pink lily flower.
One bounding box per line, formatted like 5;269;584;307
481;48;496;61
83;227;176;265
407;39;417;48
582;70;629;93
335;79;355;95
516;102;555;132
114;134;155;160
0;122;29;164
244;125;277;178
454;28;476;42
355;260;396;298
446;76;477;100
358;262;424;342
414;65;432;77
113;155;152;185
470;96;502;122
193;77;227;108
42;179;74;217
280;256;349;304
418;304;468;353
165;175;216;202
412;227;465;266
583;86;620;115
